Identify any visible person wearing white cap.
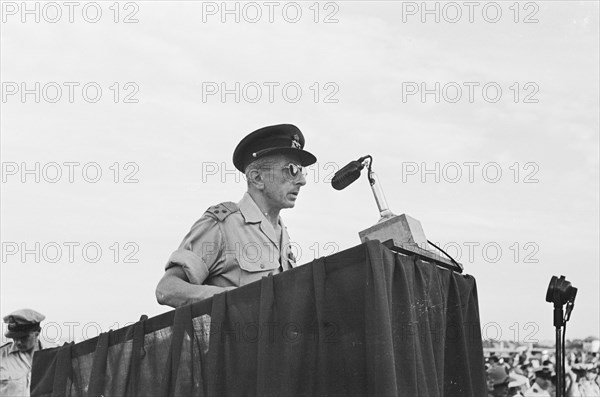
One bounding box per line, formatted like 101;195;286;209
571;363;600;397
508;373;529;396
524;366;553;397
0;308;46;397
488;365;517;397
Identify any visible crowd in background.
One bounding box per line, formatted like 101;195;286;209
486;349;600;397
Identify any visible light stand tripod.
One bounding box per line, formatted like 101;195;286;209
545;275;577;397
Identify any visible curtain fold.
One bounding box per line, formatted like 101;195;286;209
32;241;486;397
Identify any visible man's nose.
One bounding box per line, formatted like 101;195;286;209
296;172;306;186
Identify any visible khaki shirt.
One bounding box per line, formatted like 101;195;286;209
166;193;296;293
0;340;43;397
576;379;600;397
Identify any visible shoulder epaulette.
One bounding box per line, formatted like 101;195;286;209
205;202;239;222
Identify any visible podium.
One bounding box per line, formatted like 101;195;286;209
32;241;487;397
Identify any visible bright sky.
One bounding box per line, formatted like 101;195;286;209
1;1;598;345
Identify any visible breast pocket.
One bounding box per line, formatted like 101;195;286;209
236;256;279;286
0;371;28;397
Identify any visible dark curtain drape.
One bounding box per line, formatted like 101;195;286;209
32;241;486;397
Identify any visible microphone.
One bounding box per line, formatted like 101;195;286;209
331;156;369;190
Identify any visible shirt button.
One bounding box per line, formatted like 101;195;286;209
260;264;265;269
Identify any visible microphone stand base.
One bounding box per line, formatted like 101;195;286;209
359;213;428;247
359;214;464;273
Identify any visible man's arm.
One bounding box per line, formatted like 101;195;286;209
155;266;232;307
156;215;231;308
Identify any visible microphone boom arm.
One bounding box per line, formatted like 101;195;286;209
332;153;464;273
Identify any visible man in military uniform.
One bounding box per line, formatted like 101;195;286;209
156;124;317;308
523;366;553;397
0;309;46;397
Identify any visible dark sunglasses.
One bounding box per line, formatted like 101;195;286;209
282;163;307;180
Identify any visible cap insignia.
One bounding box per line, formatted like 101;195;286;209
291;134;301;149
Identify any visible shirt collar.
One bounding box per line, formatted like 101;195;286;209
9;341;19;354
239;192;278;225
239;193;285;248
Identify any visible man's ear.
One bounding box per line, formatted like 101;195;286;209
247;169;264;190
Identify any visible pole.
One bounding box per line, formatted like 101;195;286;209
554;304;564;397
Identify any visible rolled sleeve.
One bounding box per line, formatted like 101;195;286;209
166;216;223;284
166;249;210;284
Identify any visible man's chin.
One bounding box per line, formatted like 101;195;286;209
283;198;296;208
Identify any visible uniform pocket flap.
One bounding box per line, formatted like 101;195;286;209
236;257;279;273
